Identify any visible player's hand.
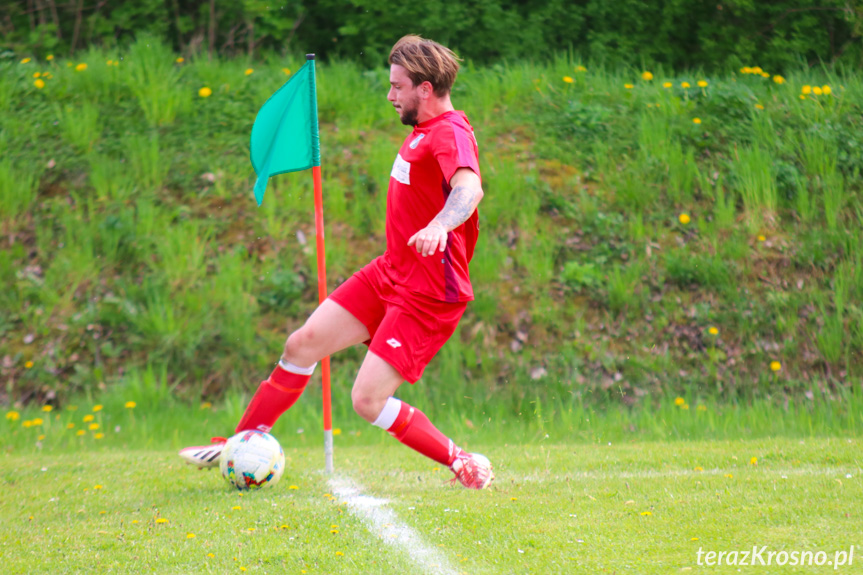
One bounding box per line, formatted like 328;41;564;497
407;222;448;257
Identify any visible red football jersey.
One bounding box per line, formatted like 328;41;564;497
381;110;481;303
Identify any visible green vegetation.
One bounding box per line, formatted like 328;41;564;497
3;437;861;573
2;38;863;419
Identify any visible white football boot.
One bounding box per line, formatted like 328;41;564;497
450;452;495;489
178;437;227;468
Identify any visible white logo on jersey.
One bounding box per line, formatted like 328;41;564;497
386;338;402;349
409;133;425;149
391;153;411;185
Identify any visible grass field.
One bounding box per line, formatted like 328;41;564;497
3;438;861;574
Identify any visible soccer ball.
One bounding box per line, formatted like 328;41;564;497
219;430;285;490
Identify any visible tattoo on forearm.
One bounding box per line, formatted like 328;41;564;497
432;185;481;231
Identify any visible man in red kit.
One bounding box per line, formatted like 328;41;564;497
180;35;493;489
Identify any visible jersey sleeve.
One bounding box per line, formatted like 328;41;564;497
433;118;481;186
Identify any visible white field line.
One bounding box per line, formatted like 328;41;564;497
518;465;857;482
328;475;460;575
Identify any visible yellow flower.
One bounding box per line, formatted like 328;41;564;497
799;94;806;100
76;430;86;436
66;423;75;429
25;361;34;369
682;403;690;410
89;423;100;430
757;234;766;241
708;327;718;335
662;82;672;88
94;433;104;439
240;568;247;572
93;405;103;412
674;397;685;406
187;533;196;538
75;63;87;72
244;68;254;76
822;85;832;95
32;418;43;426
725;473;734;478
42;405;53;412
94;484;103;489
199;87;213;98
282;67;291;75
681;82;690;88
761;72;769;78
624;83;634;89
23;420;33;428
740;67;751;74
33;72;41;78
812;86;823;96
83;414;94;423
750;457;758;465
330;529;339;534
106;60;113;66
332;428;342;436
694;466;704;472
46;55;54;61
770;361;782;372
754;104;764;110
773;75;785;84
21;57;32;64
207;553;214;557
200;402;212;409
335;551;344;556
697;80;708;87
575;65;587;72
6;411;20;421
679;213;691;224
38;434;46;440
156;518;168;524
801;85;812;95
562;76;574;84
752;66;762;74
642;71;653;81
232;506;242;510
176;57;184;63
288;485;299;490
125;401;136;409
692;117;701;125
640;511;652;516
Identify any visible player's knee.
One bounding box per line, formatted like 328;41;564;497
284;327;315;363
351;388;379;423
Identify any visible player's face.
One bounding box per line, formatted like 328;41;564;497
388;64;421;126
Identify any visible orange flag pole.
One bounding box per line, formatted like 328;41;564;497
312;163;334;474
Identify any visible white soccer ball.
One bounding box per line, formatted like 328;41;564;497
219;430;285;491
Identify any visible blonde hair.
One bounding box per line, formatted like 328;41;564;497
388;35;461;97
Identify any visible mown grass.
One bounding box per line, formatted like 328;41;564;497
2;437;860;574
2;38;863;415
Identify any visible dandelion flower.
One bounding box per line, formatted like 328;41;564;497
83;414;94;423
335;551;344;556
801;85;812;95
76;430;86;436
770;361;781;372
21;57;32;64
46;55;54;61
679;213;691;224
187;533;195;538
822;85;832;95
697;80;708;87
750;457;758;465
760;72;769;78
725;473;734;478
692;537;699;541
38;434;46;440
6;411;20;421
94;484;103;490
282;67;291;75
330;529;339;534
232;506;242;510
200;402;212;409
33;72;41;78
642;71;653;81
755;104;764;110
332;428;342;436
244;68;254;76
106;60;113;65
812;86;823;96
674;397;685;406
66;423;75;429
89;423;100;431
562;76;574;84
207;553;214;557
93;405;103;412
75;63;87;71
94;433;104;439
773;75;785;84
32;418;43;426
757;234;766;242
125;401;136;409
25;361;34;369
640;511;652;516
42;405;53;412
662;82;672;88
176;57;184;63
681;82;690;88
199;87;213;98
624;83;634;89
740;67;751;74
288;485;299;490
692;117;701;124
575;65;587;72
23;420;32;428
682;403;690;410
694;466;704;472
156;518;169;524
799;95;806;100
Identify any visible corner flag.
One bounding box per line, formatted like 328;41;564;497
250;58;321;206
249;55;334;474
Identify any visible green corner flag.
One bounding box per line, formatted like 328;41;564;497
250;58;321;206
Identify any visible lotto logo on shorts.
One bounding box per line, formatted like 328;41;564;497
386;338;402;349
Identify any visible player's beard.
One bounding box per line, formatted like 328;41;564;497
398;93;420;126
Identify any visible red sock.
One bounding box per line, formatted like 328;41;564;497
387;402;462;466
234;363;312;433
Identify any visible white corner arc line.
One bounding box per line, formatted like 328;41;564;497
328;476;460;575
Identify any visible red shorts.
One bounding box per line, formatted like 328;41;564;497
328;256;466;383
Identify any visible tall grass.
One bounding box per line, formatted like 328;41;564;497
733;145;779;233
